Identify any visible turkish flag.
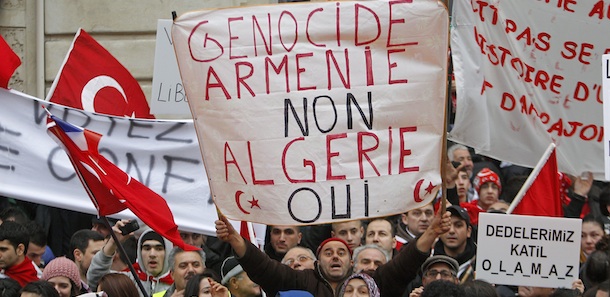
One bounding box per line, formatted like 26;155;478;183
46;113;197;251
0;35;21;89
47;29;154;118
512;149;563;217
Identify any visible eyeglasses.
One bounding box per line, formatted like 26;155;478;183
424;269;456;279
282;255;313;266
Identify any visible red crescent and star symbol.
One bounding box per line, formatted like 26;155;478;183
413;179;435;202
235;190;261;215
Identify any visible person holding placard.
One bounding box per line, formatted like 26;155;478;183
215;209;452;297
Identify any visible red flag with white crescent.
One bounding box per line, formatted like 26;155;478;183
47;29;154;119
46;113;197;251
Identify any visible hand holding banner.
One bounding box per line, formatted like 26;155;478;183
172;0;449;225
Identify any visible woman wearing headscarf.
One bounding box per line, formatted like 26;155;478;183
338;273;380;297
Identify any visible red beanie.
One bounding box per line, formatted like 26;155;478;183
474;168;501;193
316;237;352;257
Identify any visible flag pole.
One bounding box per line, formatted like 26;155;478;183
506;143;556;214
99;216;150;297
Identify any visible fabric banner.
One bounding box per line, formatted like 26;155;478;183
0;88;217;235
172;0;449;225
450;0;610;179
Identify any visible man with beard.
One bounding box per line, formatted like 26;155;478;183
433;205;476;283
154;247;206;297
215;209;452;297
220;256;261;297
352;244;390;275
88;222;174;296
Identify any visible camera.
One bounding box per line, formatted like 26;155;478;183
119;220;140;235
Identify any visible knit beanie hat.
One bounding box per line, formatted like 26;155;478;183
316;237;352;258
221;256;244;285
42;257;82;290
473;168;501;193
140;231;164;249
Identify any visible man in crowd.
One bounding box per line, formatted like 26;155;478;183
396;203;434;248
215;209;452;297
409;255;460;297
88;221;174;296
24;221;52;269
433;206;476;283
68;229;105;291
220;256;262;297
365;218;397;257
281;246;316;271
0;221;40;286
448;144;474;179
266;225;302;261
331;220;364;251
352;244;390;275
155;247;206;297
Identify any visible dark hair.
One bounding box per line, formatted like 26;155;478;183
549;288;582;297
585;249;609;285
184;269;222;297
21;280;60;297
0;221;30;254
68;229;104;260
461;280;498;297
582;214;604;232
98;273;140;297
25;221;47;247
420;280;464;297
0;278;21;297
0;206;30;225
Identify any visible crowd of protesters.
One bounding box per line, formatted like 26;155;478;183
1;143;609;297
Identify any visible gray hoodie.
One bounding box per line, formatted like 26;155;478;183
87;228;174;297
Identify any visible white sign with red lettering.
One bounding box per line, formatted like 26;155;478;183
172;0;449;225
450;0;610;179
603;55;610;180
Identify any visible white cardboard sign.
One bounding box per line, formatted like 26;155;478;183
476;213;581;288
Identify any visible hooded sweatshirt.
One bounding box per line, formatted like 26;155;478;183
87;228;174;297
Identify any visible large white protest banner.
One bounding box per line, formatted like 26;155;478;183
151;19;190;116
477;213;581;288
603;55;610;180
450;0;610;179
0;88;216;235
172;0;449;225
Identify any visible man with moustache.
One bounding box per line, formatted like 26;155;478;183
154;247;206;297
215;209;452;297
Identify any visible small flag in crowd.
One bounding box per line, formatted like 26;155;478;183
510;144;563;217
0;35;21;89
46;112;197;251
46;28;154;118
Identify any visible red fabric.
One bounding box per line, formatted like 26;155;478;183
460;200;483;226
127;262;173;284
512;150;563;217
48;29;154;118
3;258;39;287
47;115;198;251
0;35;21;89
